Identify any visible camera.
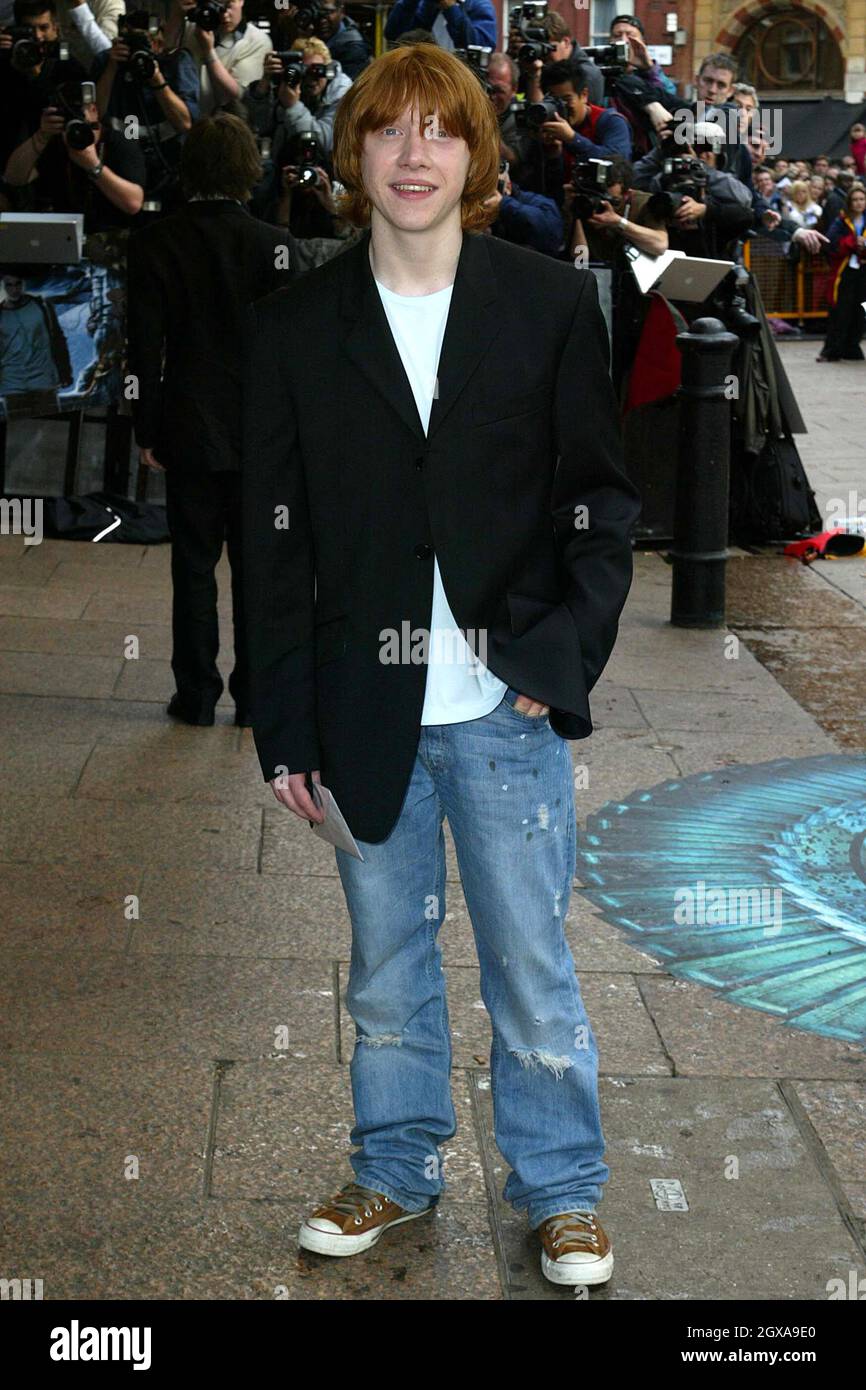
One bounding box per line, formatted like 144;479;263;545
453;45;494;94
272;50;307;84
188;0;226;33
50;79;97;150
510;0;555;66
646;155;708;219
571;157;614;220
4;24;63;72
582;41;629;77
294;1;323;28
285;132;324;188
117;13;158;82
518;92;568;129
304;61;337;83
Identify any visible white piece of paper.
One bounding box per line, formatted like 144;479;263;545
308;781;365;861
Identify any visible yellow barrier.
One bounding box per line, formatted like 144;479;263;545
743;238;831;321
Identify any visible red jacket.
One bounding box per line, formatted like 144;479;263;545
827;213;865;302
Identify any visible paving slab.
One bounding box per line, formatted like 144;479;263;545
210;1059;487;1205
477;1074;866;1300
0;953;338;1062
0;1190;500;1299
0;1055;212;1199
638;977;866;1079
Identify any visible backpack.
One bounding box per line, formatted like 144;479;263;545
729;434;823;543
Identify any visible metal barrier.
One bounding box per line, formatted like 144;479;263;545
743;238;831;321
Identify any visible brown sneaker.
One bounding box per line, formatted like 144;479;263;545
538;1208;613;1286
298;1181;434;1257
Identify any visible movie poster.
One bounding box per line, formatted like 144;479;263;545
0;255;125;421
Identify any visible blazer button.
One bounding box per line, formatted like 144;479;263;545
414;456;424;470
414;543;432;560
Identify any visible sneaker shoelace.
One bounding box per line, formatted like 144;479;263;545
326;1182;393;1226
547;1208;600;1251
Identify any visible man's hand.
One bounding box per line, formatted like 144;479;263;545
674;195;706;227
627;34;651;70
192;24;215;56
589;198;623;228
39;107;66;142
257;51;284;94
139;446;165;472
279;77;302;109
541;116;576;144
107;37;129;67
513;694;549;717
271;770;325;823
66;139;101;171
309;167;335;208
647;102;672;133
762;208;781;230
792;226;829;254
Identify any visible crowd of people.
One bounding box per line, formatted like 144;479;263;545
1;0;864;709
1;2;864;361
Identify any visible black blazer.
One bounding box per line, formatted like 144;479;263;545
241;226;642;843
125;200;306;470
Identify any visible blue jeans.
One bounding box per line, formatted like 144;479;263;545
334;685;610;1230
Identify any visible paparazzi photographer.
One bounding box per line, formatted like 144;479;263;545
604;16;679;155
542;58;631;160
175;0;271;117
3;75;145;229
488;51;532;183
266;129;349;239
90;8;199;206
609;15;677;97
482;156;563;256
566;154;667;392
244;36;350;158
0;0;122;71
304;1;370;79
384;0;496;55
0;0;88;171
631;120;753;258
508;5;604;107
567;154;667;263
654;53;753;190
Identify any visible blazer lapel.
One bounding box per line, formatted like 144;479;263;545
338;225;502;446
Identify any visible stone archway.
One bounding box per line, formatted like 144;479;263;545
716;0;846;54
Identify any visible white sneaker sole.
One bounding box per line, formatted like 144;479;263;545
298;1205;433;1257
541;1248;614;1287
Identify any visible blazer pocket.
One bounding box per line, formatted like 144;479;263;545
506;590;559;638
314;613;348;667
473;382;551;426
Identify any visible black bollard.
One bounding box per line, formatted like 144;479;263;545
670;317;739;628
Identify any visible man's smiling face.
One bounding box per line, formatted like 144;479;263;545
360;102;471;232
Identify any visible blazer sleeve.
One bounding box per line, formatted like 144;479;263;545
551;270;642;695
240;299;321;782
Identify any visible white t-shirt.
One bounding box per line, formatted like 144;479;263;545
374;276;507;725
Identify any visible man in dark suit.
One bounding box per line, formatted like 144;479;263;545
241;44;641;1286
126;111;348;726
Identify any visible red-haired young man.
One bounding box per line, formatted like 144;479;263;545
241;42;641;1288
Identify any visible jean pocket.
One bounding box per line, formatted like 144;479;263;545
503;685;550;722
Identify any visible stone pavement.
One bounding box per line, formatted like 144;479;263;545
0;348;865;1300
